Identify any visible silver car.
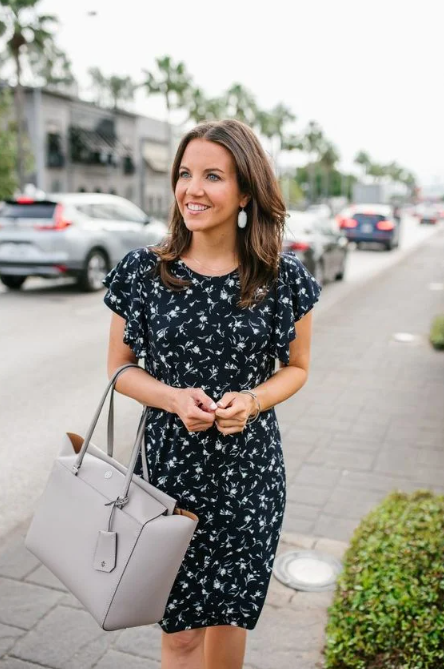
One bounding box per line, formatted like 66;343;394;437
283;211;348;285
0;193;168;291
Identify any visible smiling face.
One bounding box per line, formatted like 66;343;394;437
175;138;249;234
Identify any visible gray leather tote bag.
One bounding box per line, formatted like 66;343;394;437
25;363;199;631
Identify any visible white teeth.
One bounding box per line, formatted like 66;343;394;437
187;203;209;211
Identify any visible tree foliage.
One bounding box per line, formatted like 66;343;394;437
0;0;75;88
142;55;191;117
0;88;18;198
354;150;416;191
88;67;136;110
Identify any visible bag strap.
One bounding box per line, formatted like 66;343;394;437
107;381;150;482
72;363;142;476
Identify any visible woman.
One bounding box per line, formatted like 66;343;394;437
102;118;322;669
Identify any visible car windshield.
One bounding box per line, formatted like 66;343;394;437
1;203;56;219
352;213;386;225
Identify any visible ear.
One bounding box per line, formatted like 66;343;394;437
240;194;251;208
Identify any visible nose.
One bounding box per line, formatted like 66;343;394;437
185;176;205;197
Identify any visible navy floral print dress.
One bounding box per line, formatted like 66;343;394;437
102;246;322;634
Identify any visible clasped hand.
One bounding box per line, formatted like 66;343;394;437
174;387;256;435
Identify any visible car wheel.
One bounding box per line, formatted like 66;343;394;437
384;240;394;251
0;275;27;290
77;249;109;292
314;260;325;286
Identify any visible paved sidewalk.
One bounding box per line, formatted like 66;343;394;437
0;229;443;669
278;226;444;544
0;525;345;669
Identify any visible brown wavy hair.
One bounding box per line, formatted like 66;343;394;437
150;118;287;308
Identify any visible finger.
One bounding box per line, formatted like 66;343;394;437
191;406;217;421
216;393;237;409
194;389;218;411
190;420;215;431
215;422;244;435
189;424;213;432
215;417;245;428
197;400;217;413
215;404;244;419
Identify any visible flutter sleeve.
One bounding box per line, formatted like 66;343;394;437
102;247;156;359
271;251;323;365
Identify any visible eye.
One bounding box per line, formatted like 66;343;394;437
207;173;220;181
178;170;190;179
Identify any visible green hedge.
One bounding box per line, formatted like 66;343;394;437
430;315;444;351
324;490;444;669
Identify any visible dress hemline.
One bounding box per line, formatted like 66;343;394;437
157;619;257;634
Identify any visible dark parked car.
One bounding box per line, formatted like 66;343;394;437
337;204;400;251
282;211;349;286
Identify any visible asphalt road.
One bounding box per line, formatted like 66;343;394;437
0;215;441;541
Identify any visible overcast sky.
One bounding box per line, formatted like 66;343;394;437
40;0;444;188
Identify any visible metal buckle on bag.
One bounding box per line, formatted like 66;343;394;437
104;496;129;510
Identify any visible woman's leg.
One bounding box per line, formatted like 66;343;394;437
161;628;207;669
204;625;247;669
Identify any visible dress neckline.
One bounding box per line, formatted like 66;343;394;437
177;258;239;279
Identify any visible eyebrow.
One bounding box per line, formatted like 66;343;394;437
179;165;225;173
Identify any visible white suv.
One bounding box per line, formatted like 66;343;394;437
0;193;168;291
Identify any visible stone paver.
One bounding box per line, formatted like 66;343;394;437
0;578;62;630
0;228;443;668
11;606;115;668
94;650;160;669
0;626;24;658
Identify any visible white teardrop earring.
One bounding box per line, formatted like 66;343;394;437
237;208;247;229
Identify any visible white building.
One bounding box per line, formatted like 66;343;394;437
20;86;173;216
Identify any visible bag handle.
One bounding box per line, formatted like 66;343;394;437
107;382;150;482
72;363;143;475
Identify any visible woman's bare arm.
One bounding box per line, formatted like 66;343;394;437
106;312;179;413
106;313;217;432
251;310;314;412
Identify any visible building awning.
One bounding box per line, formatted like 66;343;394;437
142;141;169;172
70;126;131;158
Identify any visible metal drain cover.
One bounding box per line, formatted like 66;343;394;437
273;550;343;592
392;332;417;343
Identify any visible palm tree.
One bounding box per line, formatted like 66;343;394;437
88;67;136;110
319;141;340;197
88;66;108;107
299;121;325;203
223;83;258;125
402;171;417;196
354;150;372;177
183;86;227;123
28;39;74;90
0;0;71;188
109;76;135;110
256;103;298;173
142;56;192;122
367;162;386;182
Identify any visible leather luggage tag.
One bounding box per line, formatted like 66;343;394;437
93;531;117;572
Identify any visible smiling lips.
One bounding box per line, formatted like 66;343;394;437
186;202;210;214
